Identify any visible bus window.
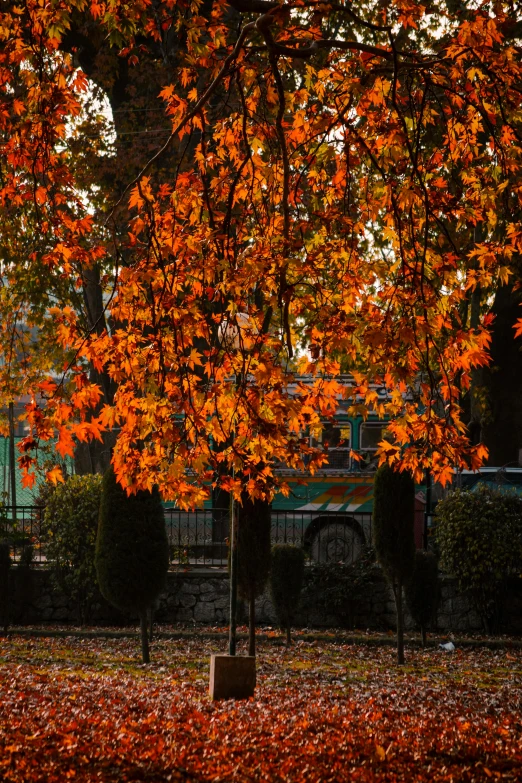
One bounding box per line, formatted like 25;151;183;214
311;422;351;469
359;421;386;452
311;422;350;448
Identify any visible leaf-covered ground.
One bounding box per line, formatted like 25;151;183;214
0;631;521;782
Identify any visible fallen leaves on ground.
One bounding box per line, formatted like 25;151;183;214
0;634;521;782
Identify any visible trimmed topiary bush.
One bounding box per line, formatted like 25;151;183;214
12;544;35;623
435;484;522;632
0;541;11;634
96;468;169;663
373;463;415;664
43;474;103;625
270;544;305;646
405;550;440;646
237;497;272;657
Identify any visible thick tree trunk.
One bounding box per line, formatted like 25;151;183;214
467;238;484;447
393;581;405;665
481;284;522;467
61;16;229;481
248;591;256;657
75;264;117;475
140;610;150;664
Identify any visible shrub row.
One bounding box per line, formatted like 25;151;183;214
8;468;520;657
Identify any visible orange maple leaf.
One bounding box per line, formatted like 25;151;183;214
56;426;75;458
46;466;65;485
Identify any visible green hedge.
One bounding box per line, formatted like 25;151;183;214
43;474;103;625
435;484;522;632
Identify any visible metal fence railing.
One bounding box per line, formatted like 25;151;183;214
164;508;373;567
270;509;372;564
0;505;373;568
164;507;229;567
0;506;45;563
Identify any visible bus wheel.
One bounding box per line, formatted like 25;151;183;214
311;522;363;564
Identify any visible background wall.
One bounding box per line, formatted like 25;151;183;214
7;566;522;634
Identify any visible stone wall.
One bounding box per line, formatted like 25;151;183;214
6;565;522;634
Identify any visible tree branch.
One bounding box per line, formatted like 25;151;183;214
106;20;257;224
271;38;393;60
228;0;279;10
256;11;294;358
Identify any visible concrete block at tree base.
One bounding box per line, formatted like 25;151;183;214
209;654;256;700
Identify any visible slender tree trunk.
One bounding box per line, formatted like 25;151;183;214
248;591;256;657
421;625;426;648
0;568;8;635
149;605;154;642
286;621;291;648
140;610;150;664
393;580;405;665
0;544;10;636
481;284;522;466
8;402;16;516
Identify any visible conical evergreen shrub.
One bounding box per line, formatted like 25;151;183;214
270;544;305;646
96;468;169;663
373;463;415;664
237;496;272;656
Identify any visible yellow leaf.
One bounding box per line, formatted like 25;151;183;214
375;744;386;762
46;466;65;485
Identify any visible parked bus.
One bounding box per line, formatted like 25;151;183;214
1;379;426;564
165;377;426;564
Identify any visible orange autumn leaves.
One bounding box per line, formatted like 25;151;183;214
0;636;521;782
1;1;521;498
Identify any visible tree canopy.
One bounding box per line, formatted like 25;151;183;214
1;0;522;504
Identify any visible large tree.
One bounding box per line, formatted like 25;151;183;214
1;1;522;501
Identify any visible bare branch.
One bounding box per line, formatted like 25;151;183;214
228;0;393;32
301;1;393;32
272;38;393;60
228;0;279;10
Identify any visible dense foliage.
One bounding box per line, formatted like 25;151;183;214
373;464;415;663
96;467;169;662
237;497;272;656
405;550;440;646
270;544;305;645
435;483;522;632
2;1;522;502
43;474;102;625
